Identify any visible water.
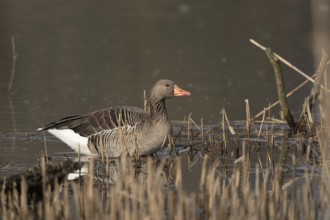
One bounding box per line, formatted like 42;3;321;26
0;1;320;177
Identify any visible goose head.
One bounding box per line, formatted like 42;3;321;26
150;79;191;101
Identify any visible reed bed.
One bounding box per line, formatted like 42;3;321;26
1;114;328;220
0;155;327;220
1;89;328;219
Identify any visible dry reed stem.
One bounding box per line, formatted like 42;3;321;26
0;128;327;220
186;113;192;147
297;51;330;131
257;108;266;137
221;109;227;150
8;36;17;92
254;76;315;119
245;99;251;132
143;90;147;111
188;114;201;130
250;39;314;83
0;161;323;219
245;99;252;154
201;118;204;154
317;53;330;218
264;48;297;129
223;109;236;136
19;177;28;216
311;50;329;96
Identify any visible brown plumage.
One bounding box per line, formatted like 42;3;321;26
38;79;191;157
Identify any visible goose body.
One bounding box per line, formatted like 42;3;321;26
38;79;190;157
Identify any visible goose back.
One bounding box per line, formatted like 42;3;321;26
41;106;149;137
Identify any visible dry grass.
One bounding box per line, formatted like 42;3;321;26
1;115;328;220
0;156;326;220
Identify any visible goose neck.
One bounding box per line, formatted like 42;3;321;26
149;98;168;121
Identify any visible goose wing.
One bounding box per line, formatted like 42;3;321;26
40;106;148;137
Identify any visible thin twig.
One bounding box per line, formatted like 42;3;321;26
253;76;314;119
221;109;227;150
258;108;266;137
222;108;236;135
245;99;251;132
143;90;148;111
188;114;201;130
249;39;314;83
8;36;18;92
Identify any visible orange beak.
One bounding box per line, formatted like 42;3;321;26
173;85;191;96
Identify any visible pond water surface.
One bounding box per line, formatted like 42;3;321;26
0;0;320;183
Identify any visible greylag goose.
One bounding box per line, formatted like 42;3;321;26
38;79;191;157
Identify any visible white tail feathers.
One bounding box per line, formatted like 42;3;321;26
47;129;91;155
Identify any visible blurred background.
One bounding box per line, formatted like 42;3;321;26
0;0;329;132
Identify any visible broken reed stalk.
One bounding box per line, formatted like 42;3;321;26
250;39;314;83
258;108;266;137
221;109;227;151
264;48;297;130
201;118;204;154
297;50;330;129
222;108;236;136
8;36;17;93
250;39;321;130
144;90;147;111
295;50;330;134
254;77;314;119
245;99;251;139
311;50;329;97
7;37;18;137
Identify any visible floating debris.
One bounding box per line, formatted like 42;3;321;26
0;160;82;202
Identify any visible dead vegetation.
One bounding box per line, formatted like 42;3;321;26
0;140;327;220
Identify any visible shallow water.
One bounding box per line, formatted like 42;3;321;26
1;120;319;196
0;1;321;183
